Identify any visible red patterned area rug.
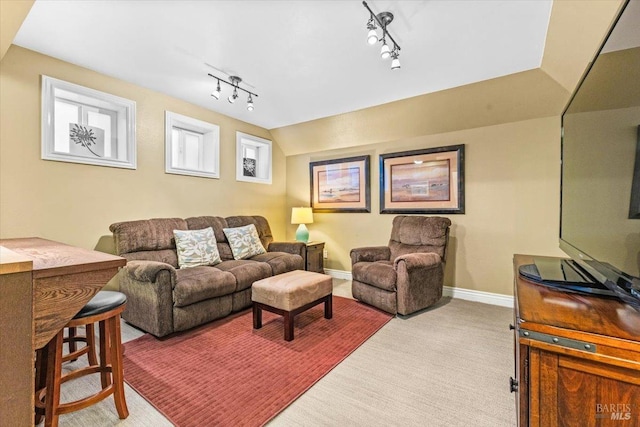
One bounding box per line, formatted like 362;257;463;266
123;296;392;427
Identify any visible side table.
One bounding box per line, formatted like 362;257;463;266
305;241;324;273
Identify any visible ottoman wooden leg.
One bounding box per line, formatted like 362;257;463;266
284;311;294;341
324;294;333;319
253;303;262;329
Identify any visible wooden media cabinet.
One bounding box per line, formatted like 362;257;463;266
513;254;640;426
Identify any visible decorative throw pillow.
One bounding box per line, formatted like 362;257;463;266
222;224;266;260
173;227;221;268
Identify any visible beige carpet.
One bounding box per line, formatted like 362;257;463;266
40;280;515;426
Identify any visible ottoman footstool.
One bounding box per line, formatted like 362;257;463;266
252;270;333;341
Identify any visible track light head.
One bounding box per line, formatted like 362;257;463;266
228;87;238;104
366;16;378;45
380;41;391;59
367;29;378;45
247;94;254;111
211;80;221;100
391;51;401;70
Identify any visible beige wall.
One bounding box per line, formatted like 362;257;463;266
0;46;287;252
0;0;34;61
286;117;566;296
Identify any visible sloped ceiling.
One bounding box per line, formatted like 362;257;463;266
13;0;553;131
6;0;626;156
271;0;626;156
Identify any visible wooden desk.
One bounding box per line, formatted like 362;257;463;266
0;238;125;426
0;237;126;350
513;254;640;426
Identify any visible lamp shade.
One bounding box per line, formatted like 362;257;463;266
291;207;313;224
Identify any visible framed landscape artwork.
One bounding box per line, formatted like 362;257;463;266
380;144;465;214
310;155;370;213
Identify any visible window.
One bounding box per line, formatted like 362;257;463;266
165;111;220;179
41;75;136;169
236;132;272;184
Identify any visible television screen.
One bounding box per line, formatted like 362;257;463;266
560;0;640;306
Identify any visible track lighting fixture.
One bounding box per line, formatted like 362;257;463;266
362;1;402;70
207;73;258;111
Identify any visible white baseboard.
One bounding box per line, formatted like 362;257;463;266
324;268;353;280
325;269;514;308
443;286;514;308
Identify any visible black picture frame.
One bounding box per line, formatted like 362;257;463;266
309;155;371;213
380;144;465;214
629;125;640;219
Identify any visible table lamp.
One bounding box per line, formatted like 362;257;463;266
291;207;313;243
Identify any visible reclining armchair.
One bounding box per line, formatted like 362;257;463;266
350;216;452;315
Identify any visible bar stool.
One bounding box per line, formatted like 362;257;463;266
35;291;129;427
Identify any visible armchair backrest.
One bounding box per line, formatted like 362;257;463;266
388;216;452;262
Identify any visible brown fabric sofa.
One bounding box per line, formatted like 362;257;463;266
350;216;452;315
109;215;304;337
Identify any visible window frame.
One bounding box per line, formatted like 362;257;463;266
165;111;220;179
41;75;136;169
236;132;272;184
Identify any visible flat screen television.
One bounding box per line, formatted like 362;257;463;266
558;0;640;309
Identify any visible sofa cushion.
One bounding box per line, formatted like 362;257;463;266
351;261;397;292
248;252;304;276
185;216;234;261
110;218;187;255
223;224;266;260
174;227;221;268
173;267;236;307
215;260;272;291
225;215;274;250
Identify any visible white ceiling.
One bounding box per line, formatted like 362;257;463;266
13;0;553;130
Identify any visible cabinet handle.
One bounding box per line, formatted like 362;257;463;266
509;323;515;330
509;377;518;393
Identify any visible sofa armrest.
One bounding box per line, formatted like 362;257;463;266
117;260;176;337
394;253;444;315
350;246;391;265
125;260;177;285
268;241;306;258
